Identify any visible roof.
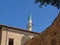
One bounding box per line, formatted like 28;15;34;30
0;25;39;34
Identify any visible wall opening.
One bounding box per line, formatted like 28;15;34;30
51;39;56;45
8;38;14;45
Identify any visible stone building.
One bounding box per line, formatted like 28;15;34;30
0;13;39;45
23;12;60;45
0;25;39;45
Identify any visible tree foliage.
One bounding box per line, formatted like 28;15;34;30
35;0;60;9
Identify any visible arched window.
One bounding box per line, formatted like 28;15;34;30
21;35;30;45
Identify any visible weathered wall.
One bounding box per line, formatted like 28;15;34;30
1;27;38;45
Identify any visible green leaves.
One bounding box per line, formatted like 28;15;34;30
35;0;60;9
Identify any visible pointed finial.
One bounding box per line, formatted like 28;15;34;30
29;13;32;20
28;12;32;20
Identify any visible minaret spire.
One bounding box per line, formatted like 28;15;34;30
27;12;32;31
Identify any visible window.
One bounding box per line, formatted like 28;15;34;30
52;39;56;45
8;38;14;45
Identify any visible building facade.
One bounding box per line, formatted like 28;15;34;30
0;25;39;45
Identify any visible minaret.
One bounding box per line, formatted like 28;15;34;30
27;13;32;31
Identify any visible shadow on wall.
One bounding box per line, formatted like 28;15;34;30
21;35;30;45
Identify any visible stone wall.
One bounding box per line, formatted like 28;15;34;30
0;26;38;45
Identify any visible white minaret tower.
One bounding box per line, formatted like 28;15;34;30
27;13;32;31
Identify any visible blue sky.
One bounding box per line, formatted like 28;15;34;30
0;0;59;33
